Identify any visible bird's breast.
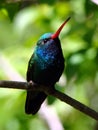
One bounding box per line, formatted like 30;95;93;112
36;43;61;67
33;43;64;85
36;48;60;69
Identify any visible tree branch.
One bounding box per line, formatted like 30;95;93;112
0;80;98;121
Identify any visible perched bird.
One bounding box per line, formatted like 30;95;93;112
25;17;70;114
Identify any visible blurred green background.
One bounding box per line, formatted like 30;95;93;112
0;0;98;130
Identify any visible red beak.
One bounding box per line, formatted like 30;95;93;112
51;17;70;39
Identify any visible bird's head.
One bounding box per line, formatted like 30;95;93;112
37;17;70;47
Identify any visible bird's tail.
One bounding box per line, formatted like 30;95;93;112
25;91;47;114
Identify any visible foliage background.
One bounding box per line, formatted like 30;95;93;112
0;0;98;130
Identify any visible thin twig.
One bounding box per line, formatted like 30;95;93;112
0;80;98;121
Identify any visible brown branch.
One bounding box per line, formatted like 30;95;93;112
0;80;98;121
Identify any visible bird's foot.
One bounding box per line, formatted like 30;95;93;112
29;80;33;85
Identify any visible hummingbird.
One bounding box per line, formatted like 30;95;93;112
25;17;70;115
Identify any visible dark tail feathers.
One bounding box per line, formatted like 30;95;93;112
25;91;47;114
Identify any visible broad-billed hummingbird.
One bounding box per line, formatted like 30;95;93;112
25;17;70;114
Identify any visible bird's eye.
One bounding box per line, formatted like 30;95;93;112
42;39;48;45
44;39;48;43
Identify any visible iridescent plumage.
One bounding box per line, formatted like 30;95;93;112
25;18;70;114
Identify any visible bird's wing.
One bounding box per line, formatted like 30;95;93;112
26;54;35;82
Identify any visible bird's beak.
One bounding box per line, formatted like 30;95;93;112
51;17;71;39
